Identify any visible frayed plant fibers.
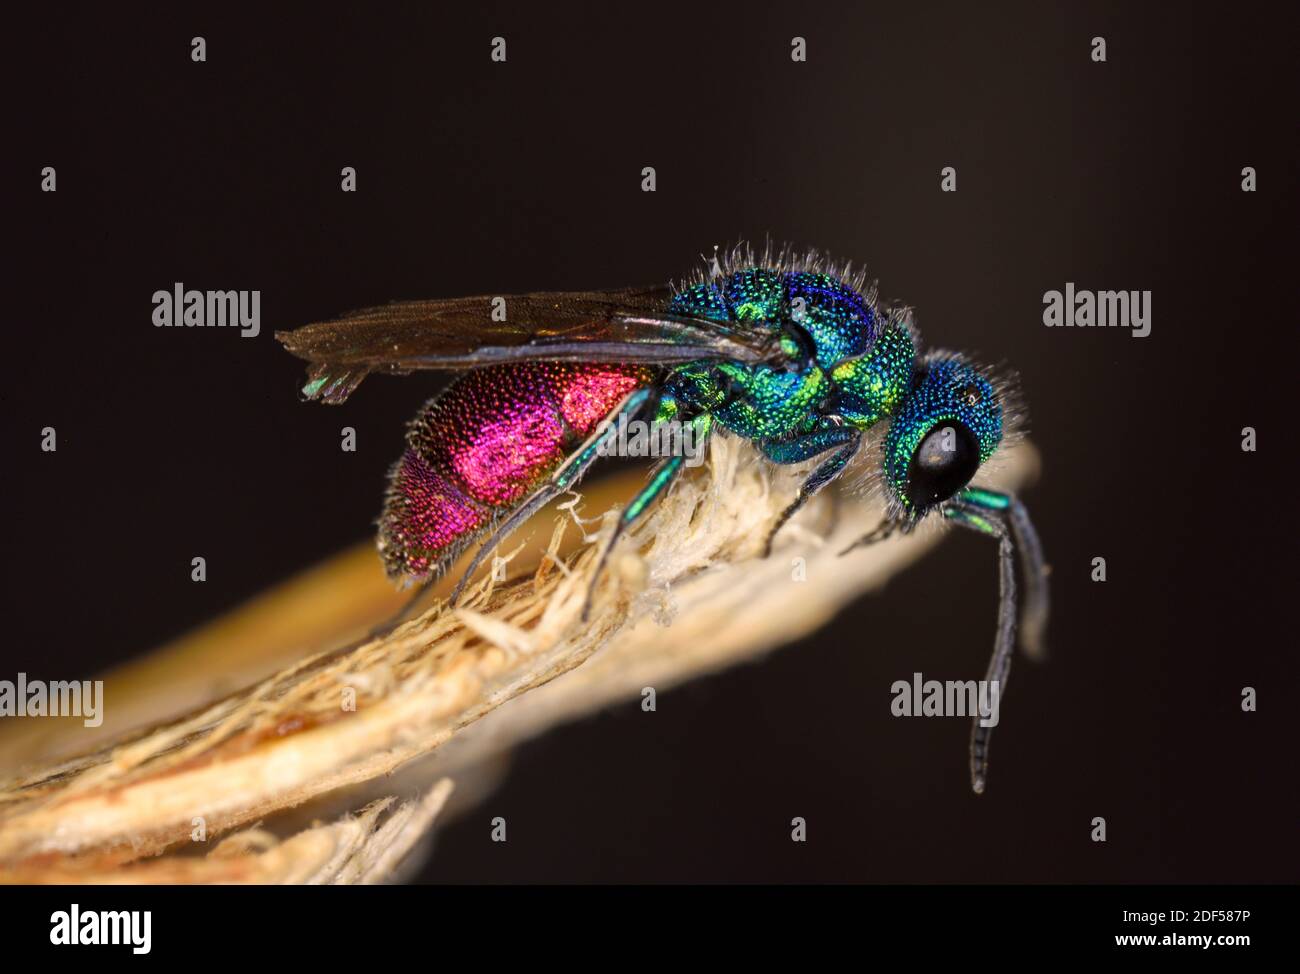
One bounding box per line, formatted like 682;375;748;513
0;434;1037;883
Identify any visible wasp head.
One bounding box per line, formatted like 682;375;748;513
883;354;1013;517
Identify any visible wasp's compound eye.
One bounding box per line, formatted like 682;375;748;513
906;422;980;508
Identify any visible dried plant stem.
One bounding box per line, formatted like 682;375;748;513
0;436;1037;882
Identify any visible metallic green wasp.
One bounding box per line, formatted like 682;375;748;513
279;242;1049;793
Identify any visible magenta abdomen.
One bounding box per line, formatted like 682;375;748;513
378;362;653;579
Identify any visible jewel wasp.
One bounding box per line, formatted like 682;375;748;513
277;243;1050;793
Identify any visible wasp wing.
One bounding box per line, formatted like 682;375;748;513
276;285;777;404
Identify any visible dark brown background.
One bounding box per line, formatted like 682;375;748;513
5;2;1296;882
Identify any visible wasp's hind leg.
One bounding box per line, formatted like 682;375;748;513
446;482;570;607
447;388;657;608
943;487;1050;794
759;427;861;557
581;413;713;621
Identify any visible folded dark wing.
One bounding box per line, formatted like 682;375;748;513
276;285;778;404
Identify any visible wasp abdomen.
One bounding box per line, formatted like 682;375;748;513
379;362;653;580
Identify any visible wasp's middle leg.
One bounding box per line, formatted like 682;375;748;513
759;426;862;556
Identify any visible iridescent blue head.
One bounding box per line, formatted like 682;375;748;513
883;353;1007;517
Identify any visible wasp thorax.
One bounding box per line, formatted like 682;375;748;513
830;324;916;427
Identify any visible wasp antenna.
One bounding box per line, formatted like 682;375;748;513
1006;495;1050;660
942;487;1049;794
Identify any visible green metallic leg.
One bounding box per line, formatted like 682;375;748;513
944;486;1050;794
449;388;656;607
581;413;712;620
758;428;862;557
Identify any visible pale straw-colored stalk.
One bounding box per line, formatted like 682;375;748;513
0;435;1036;882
